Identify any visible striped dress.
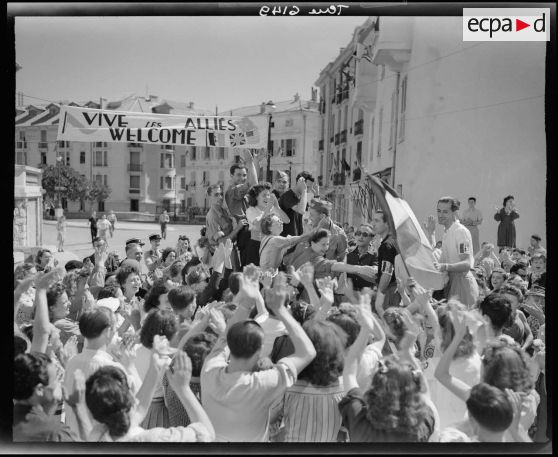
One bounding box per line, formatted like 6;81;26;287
280;378;346;442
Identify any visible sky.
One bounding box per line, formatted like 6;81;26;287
15;15;369;112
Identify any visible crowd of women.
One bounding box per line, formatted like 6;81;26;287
13;156;547;444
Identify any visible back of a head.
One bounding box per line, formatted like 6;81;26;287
79;308;114;340
479;293;513;331
226;320;264;359
167;286;196;312
184;334;217;377
85;366;133;439
327;304;360;347
64;260;84;272
139;309;177;349
481;341;532;393
14;334;29;357
143;279;171;313
97;284;121;300
436;303;476;359
14;352;51;400
298;320;347;386
227;272;243;296
466;383;513;432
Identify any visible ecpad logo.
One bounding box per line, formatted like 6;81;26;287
463;8;550;41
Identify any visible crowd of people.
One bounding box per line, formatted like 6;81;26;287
13;150;547;444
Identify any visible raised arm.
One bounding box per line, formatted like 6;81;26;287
244;149;258;187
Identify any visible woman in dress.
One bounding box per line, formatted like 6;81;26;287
176;235;193;262
244;183;290;266
56;215;67;252
494;195;519;249
107;210;117;238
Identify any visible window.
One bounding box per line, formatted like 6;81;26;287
80;151;86;164
130;199;139;212
130;175;140;190
16;151;26;165
40;130;47;142
377;109;383;157
180;155;186;168
191;147;196;161
217;147;225;160
104;175;108;186
190;171;196;184
356;141;362;164
98;200;105;212
204;147;210;160
164;176;173;189
285;119;293;127
398;76;407;141
160;154;164;168
95;150;103;166
202;171;208;185
41;151;47;165
65;152;70;166
389;93;396;150
95;142;107;147
94;174;102;184
281;139;296;157
103;150;108;166
180;177;186;189
160;177;164;189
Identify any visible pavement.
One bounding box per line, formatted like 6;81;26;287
24;220;205;263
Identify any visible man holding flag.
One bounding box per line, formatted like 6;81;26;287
431;196;479;308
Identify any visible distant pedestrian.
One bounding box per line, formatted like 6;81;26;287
56;215;67;252
159;210;170;240
461;197;483;255
97;214;111;246
88;211;98;244
494;195;519;249
107;210;117;238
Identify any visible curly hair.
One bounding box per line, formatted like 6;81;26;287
480;293;513;331
183;333;217;377
14;262;36;289
298;320;347;386
382;307;408;347
246;182;272;207
115;264;140;287
310;229;330;244
436;303;476;359
481;340;533;393
161;247;177;264
139;309;177;349
143;279;172;313
365;356;432;439
85;366;134;439
488;268;508;290
46;282;66;310
14;352;51;400
327;303;360;347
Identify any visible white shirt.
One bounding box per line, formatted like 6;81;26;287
254;314;288;359
440;220;474;268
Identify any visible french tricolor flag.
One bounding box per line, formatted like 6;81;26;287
368;175;445;290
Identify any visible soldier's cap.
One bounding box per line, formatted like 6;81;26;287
309;198;333;215
149;234;162;241
126;238;145;246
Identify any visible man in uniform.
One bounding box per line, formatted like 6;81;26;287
144;234;163;273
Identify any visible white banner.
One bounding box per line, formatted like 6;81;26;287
57;105;269;148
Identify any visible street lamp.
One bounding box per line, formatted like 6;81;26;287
56;155;63;208
264;101;276;183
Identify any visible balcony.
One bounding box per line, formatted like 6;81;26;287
129;188;140;194
340;130;347;144
354;119;364;136
318;140;324;151
333;172;346;186
16;141;28;149
128;163;143;172
371;17;412;72
38;142;48;150
334;133;340;146
330;136;335;144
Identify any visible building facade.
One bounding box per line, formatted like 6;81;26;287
315;16;546;247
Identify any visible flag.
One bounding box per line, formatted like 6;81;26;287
368;175;445;290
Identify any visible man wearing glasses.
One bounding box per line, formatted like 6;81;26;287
346;223;378;291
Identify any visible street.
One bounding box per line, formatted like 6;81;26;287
42;219;204;259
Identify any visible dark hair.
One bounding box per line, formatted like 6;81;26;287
436;303;476;359
115;264;140;286
79;308;114;340
498;284;523;304
365;356;431;439
530;253;546;263
481;340;533;393
437;197;460;212
382;307;408;347
64;260;84;272
375;210;388;223
260;214;278;236
310;229;330;244
479;293;513;331
228;272;243;295
296;171;315;182
466;383;513;432
247;183;272;207
488;268;507;290
468;197;477;203
503;195;514;207
184;333;217;377
139;309;177;349
182;257;201;282
327;304;360;347
230;163;247;176
143;279;172;313
168;261;186;279
298;320;346;386
207;184;222;196
161;248;177;264
14;334;29;357
14;352;51;400
46;282;66;311
226;320;264;359
509;261;528;276
290;301;316;325
86;366;134;439
167;286;196;312
531;234;541;242
35;249;52;264
97;284;121;300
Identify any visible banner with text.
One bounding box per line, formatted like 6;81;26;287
57;105;269;149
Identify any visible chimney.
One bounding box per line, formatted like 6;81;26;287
260;102;266;114
188;101;195;109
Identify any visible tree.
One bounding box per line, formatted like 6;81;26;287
40;163;89;205
87;181;112;208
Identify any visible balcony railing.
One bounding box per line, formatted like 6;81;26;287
129;188;140;194
333;172;346;186
354;119;364;136
16;141;27;149
334;133;340;145
318;140;324;151
128;163;143;172
128;143;143;148
340;130;347;144
38;142;48;149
